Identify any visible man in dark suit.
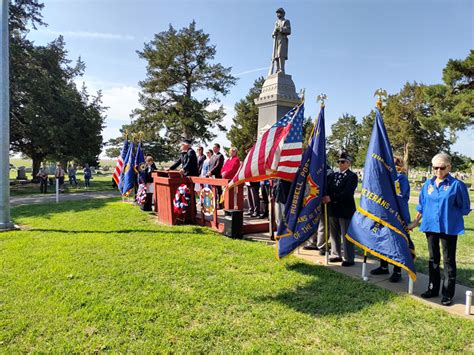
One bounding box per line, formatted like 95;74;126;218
206;143;225;178
324;152;358;266
169;139;199;177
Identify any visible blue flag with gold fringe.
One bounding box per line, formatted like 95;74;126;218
276;106;326;259
134;141;146;185
119;142;136;197
345;109;416;280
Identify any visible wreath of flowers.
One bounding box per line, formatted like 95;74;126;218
136;183;147;206
173;184;191;215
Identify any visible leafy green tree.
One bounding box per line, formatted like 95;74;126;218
130;21;237;160
424;51;474;140
450;153;473;172
227;77;264;159
354;111;375;167
327;113;360;166
383;82;451;168
10;34;105;175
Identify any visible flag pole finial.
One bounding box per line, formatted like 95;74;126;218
316;93;327;107
299;88;306;103
374;88;387;109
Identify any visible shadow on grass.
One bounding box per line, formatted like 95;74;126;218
258;262;395;317
11;198;119;220
10;180;115;197
25;228;166;234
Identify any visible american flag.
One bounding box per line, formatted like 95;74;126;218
112;139;129;187
227;103;304;189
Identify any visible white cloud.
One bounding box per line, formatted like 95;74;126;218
235;67;268;77
38;29;135;41
75;77;140;142
101;86;141;139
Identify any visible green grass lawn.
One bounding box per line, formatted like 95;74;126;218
1;199;473;352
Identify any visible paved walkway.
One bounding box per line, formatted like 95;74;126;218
10;191;120;207
244;233;473;320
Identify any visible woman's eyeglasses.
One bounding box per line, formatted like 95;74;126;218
432;166;447;171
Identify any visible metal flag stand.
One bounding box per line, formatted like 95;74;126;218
361;251;368;281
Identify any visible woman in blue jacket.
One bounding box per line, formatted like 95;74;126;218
409;153;471;306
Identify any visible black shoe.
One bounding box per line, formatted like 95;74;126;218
389;272;401;283
244;211;253;216
329;257;342;263
421;290;439;299
341;261;355;267
319;249;326;256
303;244;318;251
251;212;259;217
370;266;389;275
258;214;268;219
441;296;453;306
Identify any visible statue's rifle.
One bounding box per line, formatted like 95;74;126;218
268;29;278;76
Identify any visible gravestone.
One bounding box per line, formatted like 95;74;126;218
16;167;26;180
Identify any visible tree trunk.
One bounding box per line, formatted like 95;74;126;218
31;154;43;182
403;142;410;175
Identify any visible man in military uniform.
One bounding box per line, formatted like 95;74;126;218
324;152;358;266
271;8;291;74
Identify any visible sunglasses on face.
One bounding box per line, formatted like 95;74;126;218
337;160;348;164
432;166;447;171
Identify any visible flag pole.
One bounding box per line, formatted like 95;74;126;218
316;94;329;266
324;203;329;266
0;0;13;230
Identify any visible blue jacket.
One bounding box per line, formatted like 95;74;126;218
416;174;471;235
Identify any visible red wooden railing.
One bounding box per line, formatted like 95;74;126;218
152;170;271;235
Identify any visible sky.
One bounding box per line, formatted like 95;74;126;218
27;0;474;158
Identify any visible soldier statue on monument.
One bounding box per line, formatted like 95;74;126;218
270;8;291;75
256;7;299;133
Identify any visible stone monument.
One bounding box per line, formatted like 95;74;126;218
255;7;301;134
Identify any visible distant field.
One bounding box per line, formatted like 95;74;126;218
9;158;117;169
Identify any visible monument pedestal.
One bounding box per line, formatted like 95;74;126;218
254;72;300;133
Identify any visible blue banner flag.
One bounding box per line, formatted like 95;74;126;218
120;142;136;197
276;106;326;259
134;141;146;184
345;109;416;281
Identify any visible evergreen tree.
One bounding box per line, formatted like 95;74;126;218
130;21;237;159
